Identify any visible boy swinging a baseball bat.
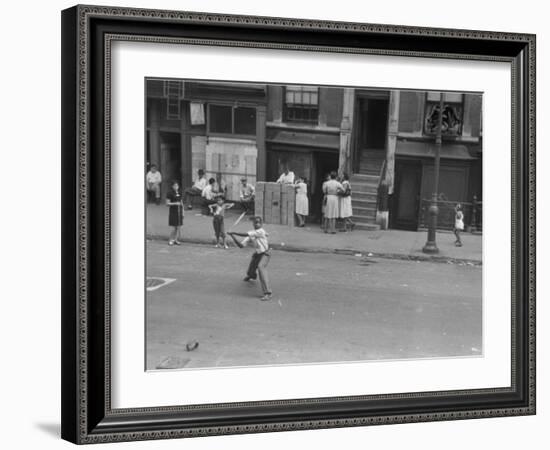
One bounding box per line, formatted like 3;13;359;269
228;216;272;301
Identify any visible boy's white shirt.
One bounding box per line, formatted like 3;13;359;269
242;228;269;253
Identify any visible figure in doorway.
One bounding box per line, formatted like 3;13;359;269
276;166;295;184
146;164;162;205
293;176;309;227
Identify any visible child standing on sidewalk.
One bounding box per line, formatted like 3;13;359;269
165;180;184;246
228;217;272;301
454;203;464;247
209;197;234;248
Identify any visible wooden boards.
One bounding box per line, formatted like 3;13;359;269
256;182;295;226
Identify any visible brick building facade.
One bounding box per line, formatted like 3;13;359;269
146;79;482;230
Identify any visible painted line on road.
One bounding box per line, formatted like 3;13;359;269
146;277;176;291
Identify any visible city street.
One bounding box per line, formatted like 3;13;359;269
146;241;482;370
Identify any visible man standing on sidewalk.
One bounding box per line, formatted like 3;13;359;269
146;165;162;205
228;217;272;301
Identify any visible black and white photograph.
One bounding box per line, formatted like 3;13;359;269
1;0;544;447
145;79;483;370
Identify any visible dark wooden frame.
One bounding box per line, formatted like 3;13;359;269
61;4;536;444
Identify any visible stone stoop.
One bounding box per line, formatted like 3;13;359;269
350;149;385;230
350;174;379;230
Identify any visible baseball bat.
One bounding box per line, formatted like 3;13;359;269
229;211;247;231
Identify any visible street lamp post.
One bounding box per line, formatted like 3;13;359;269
422;93;444;254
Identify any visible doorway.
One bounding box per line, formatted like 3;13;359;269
391;161;422;230
353;95;389;173
361;98;389;149
159;132;182;198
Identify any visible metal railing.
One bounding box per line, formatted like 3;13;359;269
376;158;387;212
418;197;482;232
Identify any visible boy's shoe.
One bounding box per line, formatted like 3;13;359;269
173;240;181;246
243;276;256;282
260;293;272;301
224;244;229;249
214;244;220;248
168;240;174;246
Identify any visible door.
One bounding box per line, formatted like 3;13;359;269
353;96;389;173
391;162;421;230
160;132;182;197
266;150;313;184
363;98;389;149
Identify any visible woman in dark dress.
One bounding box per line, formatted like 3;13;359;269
166;180;184;245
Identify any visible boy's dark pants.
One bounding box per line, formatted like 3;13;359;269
246;252;271;295
213;215;225;241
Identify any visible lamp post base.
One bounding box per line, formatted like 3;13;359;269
422;241;439;254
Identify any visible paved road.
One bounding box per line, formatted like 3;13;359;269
146;241;482;370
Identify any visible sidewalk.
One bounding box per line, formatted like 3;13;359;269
146;204;482;264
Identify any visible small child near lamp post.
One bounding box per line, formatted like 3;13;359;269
454;203;464;247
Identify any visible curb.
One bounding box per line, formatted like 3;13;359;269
146;234;482;266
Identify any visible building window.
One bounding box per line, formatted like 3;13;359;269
208;104;257;136
209;105;233;134
424;92;463;136
284;86;319;124
234;107;257;135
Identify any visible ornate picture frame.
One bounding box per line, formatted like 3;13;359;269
61;5;535;444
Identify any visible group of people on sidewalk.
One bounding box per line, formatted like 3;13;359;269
157;166;360;248
275;167;355;232
321;171;355;234
183;169;256;214
159;171;255;248
274;167;309;227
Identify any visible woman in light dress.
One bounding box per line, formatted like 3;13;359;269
323;171;344;234
294;176;309;227
321;173;330;231
338;173;355;231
